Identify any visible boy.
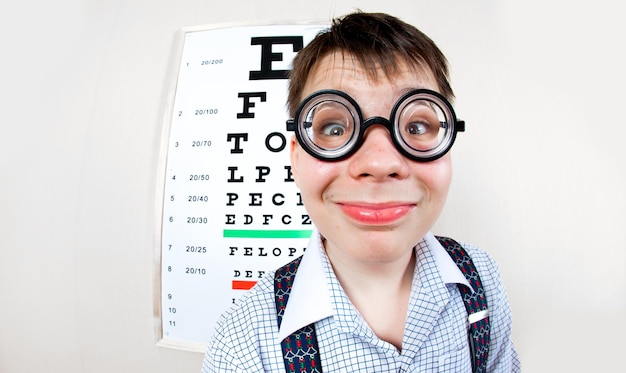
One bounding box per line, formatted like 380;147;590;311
202;11;519;372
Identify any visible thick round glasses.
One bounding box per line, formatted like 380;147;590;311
286;89;465;162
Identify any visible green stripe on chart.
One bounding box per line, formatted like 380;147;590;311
223;229;312;239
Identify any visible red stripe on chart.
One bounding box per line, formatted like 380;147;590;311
232;280;257;290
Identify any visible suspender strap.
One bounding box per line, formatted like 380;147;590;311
437;236;491;373
274;237;490;373
274;256;323;373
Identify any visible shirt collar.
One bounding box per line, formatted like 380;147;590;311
276;228;333;342
424;232;472;290
276;229;471;342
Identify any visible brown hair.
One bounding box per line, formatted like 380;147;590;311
287;11;454;115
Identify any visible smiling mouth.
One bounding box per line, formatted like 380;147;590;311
337;203;414;225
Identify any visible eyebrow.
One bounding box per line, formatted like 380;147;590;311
396;86;430;97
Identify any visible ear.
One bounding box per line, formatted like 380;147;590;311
289;135;300;188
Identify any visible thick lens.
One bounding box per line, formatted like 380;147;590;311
392;91;457;161
397;99;447;151
304;100;355;150
297;92;360;159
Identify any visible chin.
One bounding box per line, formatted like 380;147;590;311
349;231;418;263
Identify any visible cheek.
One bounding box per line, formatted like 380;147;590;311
293;149;338;198
417;156;452;198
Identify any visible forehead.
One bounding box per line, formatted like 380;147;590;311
301;52;439;102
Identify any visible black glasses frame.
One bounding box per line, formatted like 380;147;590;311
286;89;465;162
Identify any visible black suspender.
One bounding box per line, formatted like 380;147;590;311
273;236;490;372
436;236;491;373
274;256;323;373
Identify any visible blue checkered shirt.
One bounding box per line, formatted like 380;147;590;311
201;231;520;372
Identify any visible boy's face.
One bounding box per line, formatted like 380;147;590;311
290;53;452;265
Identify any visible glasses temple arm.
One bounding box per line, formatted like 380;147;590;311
440;120;465;132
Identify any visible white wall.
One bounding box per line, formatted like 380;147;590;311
1;0;624;371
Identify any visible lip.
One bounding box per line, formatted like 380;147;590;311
337;202;414;225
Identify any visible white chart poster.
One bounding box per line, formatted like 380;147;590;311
156;23;326;351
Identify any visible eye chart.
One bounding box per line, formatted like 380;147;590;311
156;23;326;351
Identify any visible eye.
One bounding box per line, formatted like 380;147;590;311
397;100;440;143
400;117;440;150
308;102;353;140
406;122;430;136
321;122;347;137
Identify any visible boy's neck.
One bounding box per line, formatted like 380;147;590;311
325;244;416;351
324;241;416;291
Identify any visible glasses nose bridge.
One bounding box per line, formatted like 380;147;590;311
361;115;393;135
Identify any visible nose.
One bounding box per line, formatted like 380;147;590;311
348;125;410;181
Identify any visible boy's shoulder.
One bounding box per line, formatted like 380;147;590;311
457;241;501;277
217;268;278;330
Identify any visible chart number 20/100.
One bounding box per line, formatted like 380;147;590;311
195;108;218;115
